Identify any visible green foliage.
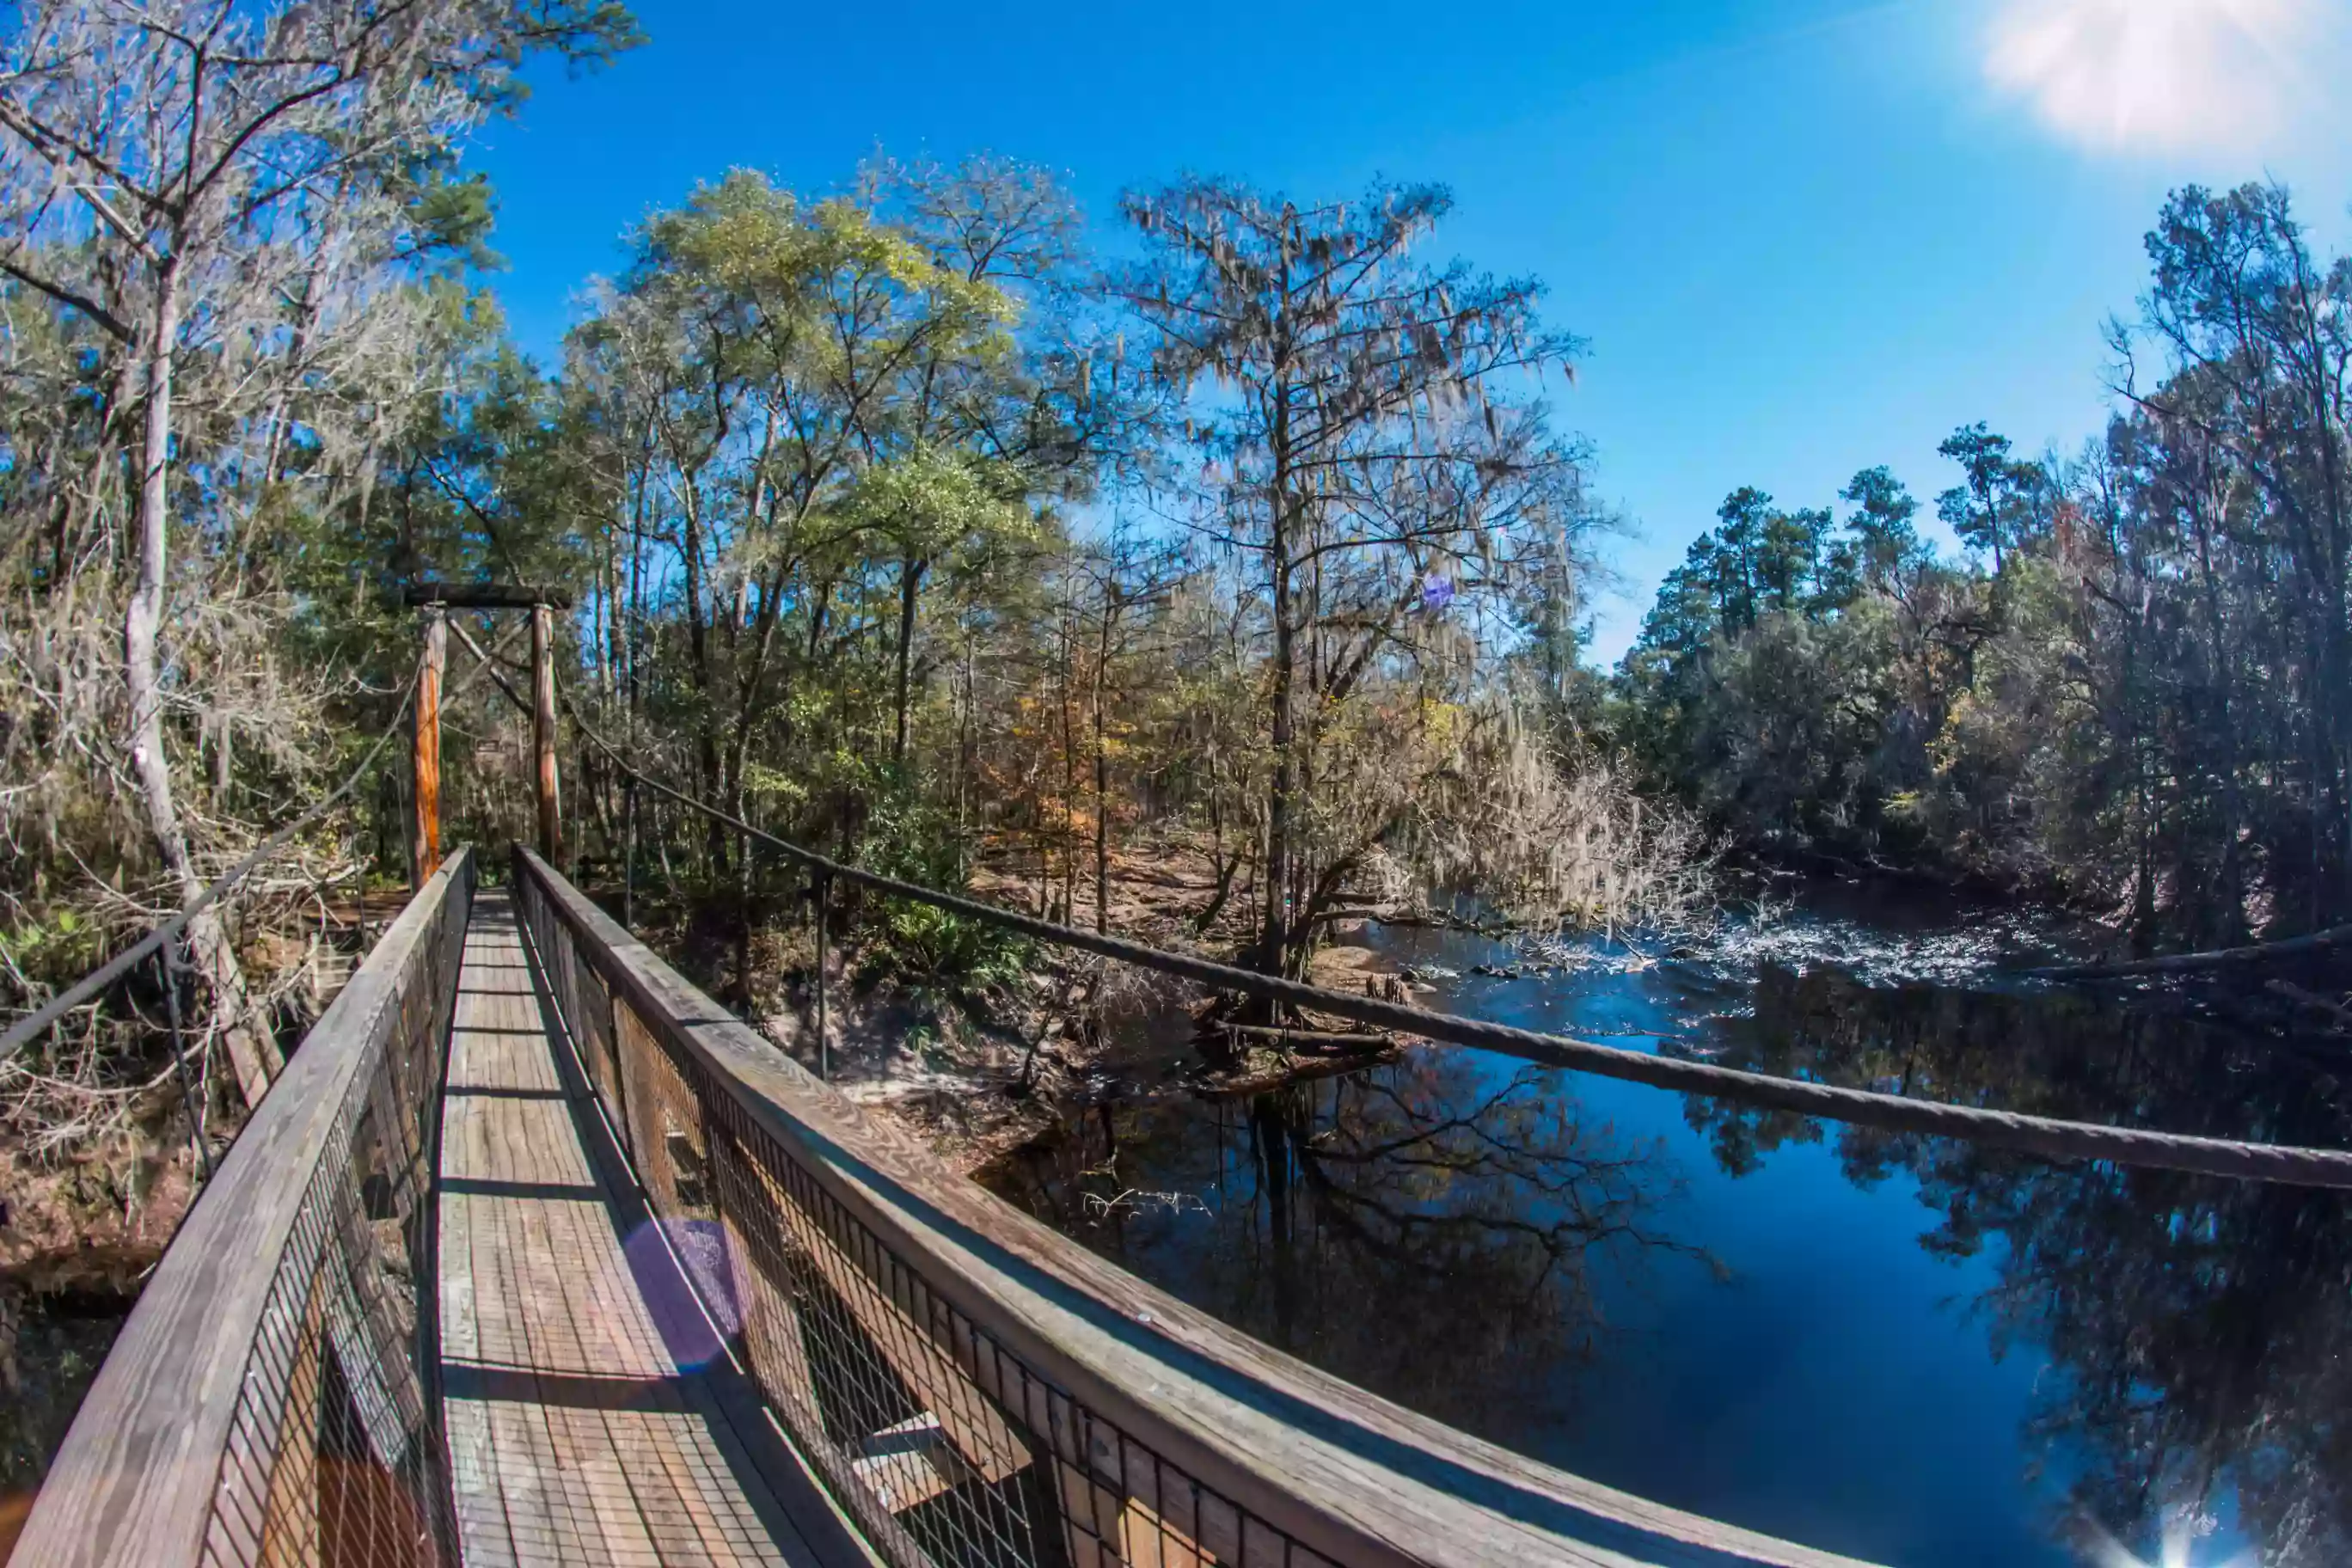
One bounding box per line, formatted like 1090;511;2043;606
0;909;107;986
1623;455;2063;882
1620;182;2352;942
1837;465;1927;595
842;444;1037;560
873;897;1033;988
858;786;1032;986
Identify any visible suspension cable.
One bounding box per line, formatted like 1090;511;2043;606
0;625;521;1068
559;692;2352;1191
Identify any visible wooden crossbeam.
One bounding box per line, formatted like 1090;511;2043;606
401;582;573;609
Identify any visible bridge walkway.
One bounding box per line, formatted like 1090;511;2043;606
437;894;851;1567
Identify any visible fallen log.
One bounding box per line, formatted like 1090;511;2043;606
1216;1023;1394;1049
2268;979;2352;1031
1195;1045;1406;1099
2030;923;2352;980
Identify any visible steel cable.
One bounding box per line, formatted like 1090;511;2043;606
0;623;522;1067
560;692;2352;1191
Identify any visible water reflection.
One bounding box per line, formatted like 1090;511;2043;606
984;899;2352;1566
1687;962;2352;1163
984;1050;1710;1433
1693;965;2352;1564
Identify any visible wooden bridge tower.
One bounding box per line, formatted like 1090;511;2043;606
401;583;571;885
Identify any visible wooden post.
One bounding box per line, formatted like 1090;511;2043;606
412;606;446;890
531;601;562;863
622;776;637;928
814;873;830;1082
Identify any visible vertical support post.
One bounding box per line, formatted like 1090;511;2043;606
531;601;563;864
412;605;446;890
814;873;830;1083
622;775;638;929
157;938;211;1181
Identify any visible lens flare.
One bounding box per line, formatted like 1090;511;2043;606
622;1216;738;1369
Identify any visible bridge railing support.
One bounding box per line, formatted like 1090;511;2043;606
411;604;445;891
512;846;1868;1568
18;848;477;1568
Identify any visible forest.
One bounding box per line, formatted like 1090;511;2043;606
1615;181;2352;947
2;4;2350;1532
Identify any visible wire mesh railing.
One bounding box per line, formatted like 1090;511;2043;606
15;848;475;1568
512;845;1872;1568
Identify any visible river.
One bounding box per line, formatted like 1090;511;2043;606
978;883;2352;1568
0;1280;132;1559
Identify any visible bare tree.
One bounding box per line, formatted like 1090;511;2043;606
0;0;632;1102
1116;178;1589;978
1065;523;1185;932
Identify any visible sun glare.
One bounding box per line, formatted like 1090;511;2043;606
1985;0;2322;155
2074;1511;2260;1568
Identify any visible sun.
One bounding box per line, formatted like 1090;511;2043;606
2073;1510;2257;1568
1984;0;2323;155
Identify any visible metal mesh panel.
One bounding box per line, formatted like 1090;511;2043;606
199;868;470;1568
616;992;707;1223
518;861;1333;1568
570;939;624;1121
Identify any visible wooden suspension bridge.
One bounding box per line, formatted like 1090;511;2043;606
21;840;1896;1568
12;586;1882;1568
16;585;2346;1568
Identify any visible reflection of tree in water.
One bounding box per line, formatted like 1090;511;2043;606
982;1048;1712;1438
1682;965;2352;1565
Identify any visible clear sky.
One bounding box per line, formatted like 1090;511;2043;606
469;0;2352;664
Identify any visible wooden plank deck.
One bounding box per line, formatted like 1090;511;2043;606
437;894;859;1568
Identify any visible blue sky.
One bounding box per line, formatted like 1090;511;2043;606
470;0;2352;664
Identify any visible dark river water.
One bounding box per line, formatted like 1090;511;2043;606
978;885;2352;1568
0;1284;132;1559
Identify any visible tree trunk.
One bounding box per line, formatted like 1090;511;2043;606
1093;672;1110;935
412;609;445;889
125;258;279;1108
1057;603;1076;922
532;603;563;864
1256;357;1299;982
1260;522;1296;978
1093;588;1118;934
678;478;725;873
958;613;976;831
893;553;926;767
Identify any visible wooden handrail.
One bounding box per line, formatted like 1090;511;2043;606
514;847;1877;1568
16;848;476;1568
